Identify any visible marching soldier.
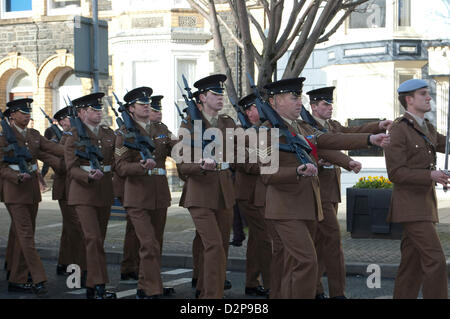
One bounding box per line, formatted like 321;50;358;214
64;93;117;299
303;86;391;299
259;77;390;298
0;98;64;296
115;88;177;298
234;93;271;297
177;74;236;299
51;107;87;278
384;79;448;299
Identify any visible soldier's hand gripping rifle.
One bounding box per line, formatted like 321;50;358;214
66;96;104;171
0;109;33;174
229;96;252;129
178;75;215;151
40;107;63;141
112;92;155;161
246;73;315;166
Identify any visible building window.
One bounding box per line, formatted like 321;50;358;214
349;0;386;29
53;70;83;114
1;0;32;18
176;59;196;129
398;0;411;27
47;0;81;16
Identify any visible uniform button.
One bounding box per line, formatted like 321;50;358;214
415;145;419;148
99;145;102;148
428;151;431;154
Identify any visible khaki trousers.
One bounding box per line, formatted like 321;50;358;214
126;207;167;296
237;200;271;289
75;205;110;288
314;202;345;297
6;203;47;284
58;200;87;270
189;207;233;299
267;219;317;299
120;214;140;274
192;231;201;281
394;221;448;299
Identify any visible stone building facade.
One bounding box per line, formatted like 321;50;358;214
0;0;114;133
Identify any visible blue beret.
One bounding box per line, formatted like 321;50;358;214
397;79;428;94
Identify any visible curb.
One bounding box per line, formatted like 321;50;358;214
2;247;449;280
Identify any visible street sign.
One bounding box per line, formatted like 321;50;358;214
74;16;109;78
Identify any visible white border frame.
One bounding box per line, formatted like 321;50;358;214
0;0;32;19
46;0;81;16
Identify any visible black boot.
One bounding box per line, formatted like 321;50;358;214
136;289;160;299
32;282;49;298
86;284;117;299
56;264;70;276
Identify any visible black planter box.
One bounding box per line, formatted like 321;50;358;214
346;188;403;239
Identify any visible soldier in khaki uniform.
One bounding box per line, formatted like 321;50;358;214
177;74;236;299
0;98;64;296
234;93;271;296
385;79;448;299
259;78;390;298
115;88;177;299
116;174;140;283
51;107;87;278
303;86;391;299
64;93;117;299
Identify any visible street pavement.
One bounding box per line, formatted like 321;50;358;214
0;188;450;297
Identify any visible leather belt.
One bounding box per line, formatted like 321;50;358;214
80;165;112;173
216;162;230;170
9;163;38;172
147;168;167;176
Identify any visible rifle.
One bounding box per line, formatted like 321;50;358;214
174;102;187;124
40;107;63;141
246;73;315;166
178;75;215;151
66;95;104;171
300;107;322;131
0;109;33;174
443;80;450;192
112;92;155;161
105;97;124;128
229;96;252;129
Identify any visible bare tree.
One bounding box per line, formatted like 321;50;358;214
186;0;369;102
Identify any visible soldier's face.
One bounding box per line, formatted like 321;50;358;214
245;105;260;125
58;117;71;131
10;111;30;129
408;88;432;114
83;107;102;125
311;100;333;120
149;109;162;122
200;91;223;113
271;93;302;120
130;103;151;121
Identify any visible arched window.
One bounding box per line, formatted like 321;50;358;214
8;71;33;101
52;69;83;114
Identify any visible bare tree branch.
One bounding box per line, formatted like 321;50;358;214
271;0;313;63
248;12;266;42
207;0;238;102
186;0;209;20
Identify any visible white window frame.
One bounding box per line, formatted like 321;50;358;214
47;0;81;16
0;0;32;19
394;0;413;33
394;68;421;117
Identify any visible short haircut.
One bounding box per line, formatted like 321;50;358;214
398;92;414;110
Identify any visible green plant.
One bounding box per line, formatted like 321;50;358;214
353;176;393;189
